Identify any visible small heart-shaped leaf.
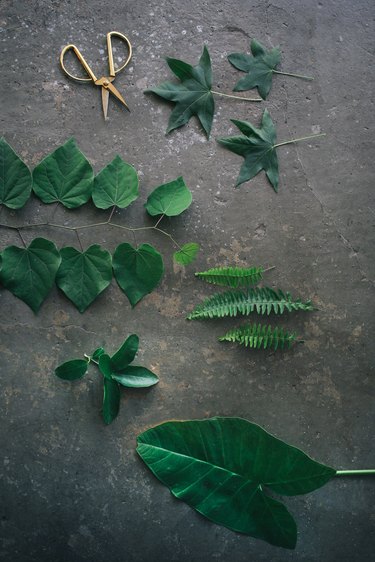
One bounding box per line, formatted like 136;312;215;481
113;243;164;307
173;242;200;265
32;138;94;208
0;237;61;312
0;138;32;209
56;245;112;312
92;155;139;210
145;176;192;217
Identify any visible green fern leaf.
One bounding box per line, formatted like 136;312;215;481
219;323;300;350
195;266;264;288
187;287;314;320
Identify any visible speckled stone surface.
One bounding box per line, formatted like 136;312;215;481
0;1;374;561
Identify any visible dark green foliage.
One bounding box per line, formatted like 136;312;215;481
0;137;32;209
228;39;281;99
217;109;279;190
0;238;61;313
55;334;159;425
145;46;215;137
187;287;314;320
92;155;139;209
219;323;300;350
137;417;336;549
56;245;113;312
195;265;264;288
145;176;192;217
32;138;94;208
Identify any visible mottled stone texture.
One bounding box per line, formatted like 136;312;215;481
0;0;374;560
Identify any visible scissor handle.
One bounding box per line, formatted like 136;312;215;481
107;31;132;77
60;44;98;82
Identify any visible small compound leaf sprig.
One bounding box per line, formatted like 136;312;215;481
55;334;159;425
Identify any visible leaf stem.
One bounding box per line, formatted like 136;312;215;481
154;213;165;229
336;469;375;476
211;90;262;102
273;69;314;81
273;133;326;148
263;266;275;273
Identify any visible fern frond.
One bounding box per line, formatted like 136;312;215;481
219;324;301;350
187;287;314;320
195;266;264;288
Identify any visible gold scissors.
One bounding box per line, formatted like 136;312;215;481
60;31;132;120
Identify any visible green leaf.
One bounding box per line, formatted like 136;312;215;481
145;46;215;137
92;155;139;210
145;176;192;217
112;243;164;307
187;287;314;320
99;354;121;424
219;323;300;350
91;347;105;362
217;109;279;191
55;359;88;380
111;334;139;371
0;138;32;209
174;243;200;265
0;238;61;313
102;377;120;425
32;138;94;208
195;266;264;288
112;366;159;388
137;417;336;549
55;245;112;313
228;39;281;100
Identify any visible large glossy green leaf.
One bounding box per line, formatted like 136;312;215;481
55;359;88;380
217;109;279;191
0;138;32;209
92;155;139;210
145;177;192;217
0;237;61;313
112;243;164;307
173;243;200;265
32;138;94;208
110;334;139;371
146;46;215;137
56;245;112;312
112;366;159;388
228;39;281;100
137;417;336;549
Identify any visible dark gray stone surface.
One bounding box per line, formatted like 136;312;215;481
0;0;374;560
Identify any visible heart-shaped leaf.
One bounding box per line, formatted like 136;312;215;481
112;243;164;307
56;245;112;312
32;138;94;208
145;46;215;137
217;109;279;190
111;334;139;371
0;237;61;312
173;242;200;265
145;176;192;217
55;359;88;380
92;155;139;210
112;366;159;388
0;138;32;209
137;417;336;549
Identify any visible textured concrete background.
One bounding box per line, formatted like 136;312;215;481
0;0;374;560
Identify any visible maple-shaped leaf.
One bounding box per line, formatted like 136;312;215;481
217;109;279;191
145;46;215;138
228;39;312;100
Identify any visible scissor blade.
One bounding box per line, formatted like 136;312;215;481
101;87;110;120
107;82;130;111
